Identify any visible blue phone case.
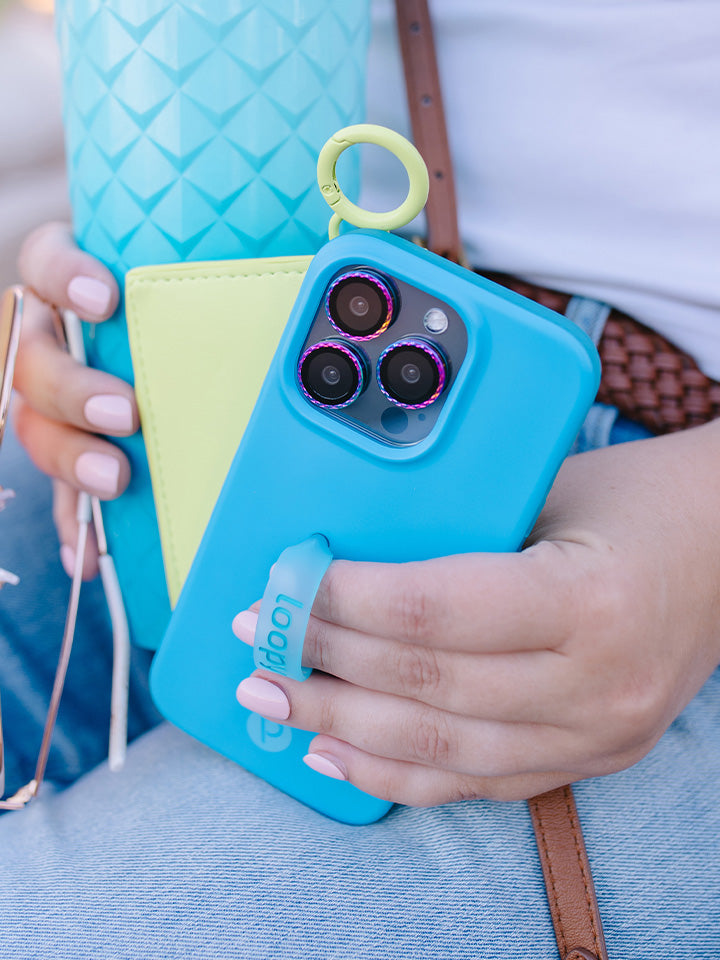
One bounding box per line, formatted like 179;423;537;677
151;230;600;825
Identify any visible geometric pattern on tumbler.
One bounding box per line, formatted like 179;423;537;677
56;0;369;648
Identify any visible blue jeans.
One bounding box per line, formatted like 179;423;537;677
1;419;719;959
0;426;160;796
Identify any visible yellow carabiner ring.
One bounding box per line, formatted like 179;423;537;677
317;124;430;240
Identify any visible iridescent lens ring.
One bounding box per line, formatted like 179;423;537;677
377;337;447;410
298;339;366;409
325;270;395;341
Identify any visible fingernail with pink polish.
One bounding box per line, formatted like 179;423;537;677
75;452;120;495
303;753;347;781
84;394;134;433
236;677;290;721
67;276;112;317
232;610;258;646
60;544;75;578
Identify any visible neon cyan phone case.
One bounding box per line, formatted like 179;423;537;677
151;230;600;825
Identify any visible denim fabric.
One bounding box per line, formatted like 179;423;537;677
1;686;720;960
573;402;619;454
564;296;611;347
574;406;655;454
564;294;656;450
0;426;160;796
609;416;655;446
0;423;718;959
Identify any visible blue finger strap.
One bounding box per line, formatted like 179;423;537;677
253;534;333;682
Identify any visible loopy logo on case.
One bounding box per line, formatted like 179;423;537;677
255;594;303;676
246;713;293;753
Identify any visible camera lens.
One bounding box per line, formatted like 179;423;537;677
326;270;396;340
377;338;447;409
298;340;366;408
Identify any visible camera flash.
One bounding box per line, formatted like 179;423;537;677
423;308;448;334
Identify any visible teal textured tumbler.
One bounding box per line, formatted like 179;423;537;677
55;1;370;648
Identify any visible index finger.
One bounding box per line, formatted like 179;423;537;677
310;542;580;653
18;221;119;321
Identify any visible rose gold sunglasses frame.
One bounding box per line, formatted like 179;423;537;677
0;287;130;811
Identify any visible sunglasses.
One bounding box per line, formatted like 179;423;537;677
0;286;130;811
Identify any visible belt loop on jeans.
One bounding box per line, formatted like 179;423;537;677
571;404;619;455
562;296;616;455
564;297;612;347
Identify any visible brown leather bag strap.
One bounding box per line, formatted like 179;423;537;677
528;787;608;960
394;5;609;958
394;0;464;263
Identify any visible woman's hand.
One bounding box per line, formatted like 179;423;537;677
234;423;720;804
13;222;138;579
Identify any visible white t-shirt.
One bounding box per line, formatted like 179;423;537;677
362;0;720;378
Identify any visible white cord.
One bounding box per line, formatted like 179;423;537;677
100;552;129;771
64;310;130;772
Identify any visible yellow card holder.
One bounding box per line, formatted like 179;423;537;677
127;256;311;606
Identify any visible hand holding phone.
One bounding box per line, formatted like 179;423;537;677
150;228;599;823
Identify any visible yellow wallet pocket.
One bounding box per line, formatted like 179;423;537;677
126;256;311;606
